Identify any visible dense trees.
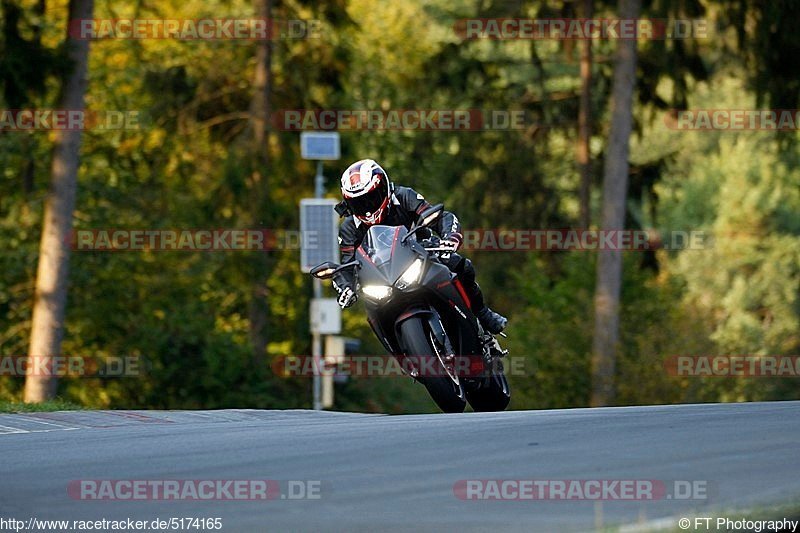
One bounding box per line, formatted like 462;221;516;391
1;0;798;411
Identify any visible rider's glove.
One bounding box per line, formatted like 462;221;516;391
333;279;358;309
440;232;463;253
337;286;358;309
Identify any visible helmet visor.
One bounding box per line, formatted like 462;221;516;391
346;182;388;218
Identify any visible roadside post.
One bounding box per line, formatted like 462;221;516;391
299;131;341;410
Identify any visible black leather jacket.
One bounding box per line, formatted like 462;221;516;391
334;185;461;290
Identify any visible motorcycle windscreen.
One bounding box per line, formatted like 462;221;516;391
361;225;408;267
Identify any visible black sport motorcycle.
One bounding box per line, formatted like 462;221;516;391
311;204;510;413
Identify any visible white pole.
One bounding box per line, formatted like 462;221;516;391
312;160;324;410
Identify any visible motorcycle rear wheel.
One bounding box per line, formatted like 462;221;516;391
466;371;511;412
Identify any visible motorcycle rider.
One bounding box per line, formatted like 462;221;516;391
332;158;507;334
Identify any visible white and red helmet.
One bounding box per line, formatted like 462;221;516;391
340;159;391;225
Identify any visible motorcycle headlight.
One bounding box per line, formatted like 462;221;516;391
362;285;392;300
396;258;424;289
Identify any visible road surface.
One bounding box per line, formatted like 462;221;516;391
1;402;799;532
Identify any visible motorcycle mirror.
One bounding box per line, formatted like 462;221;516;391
310;262;339;279
418;204;444;227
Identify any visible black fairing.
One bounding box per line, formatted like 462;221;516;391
355;225;482;360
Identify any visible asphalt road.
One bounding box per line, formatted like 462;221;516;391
1;402;799;532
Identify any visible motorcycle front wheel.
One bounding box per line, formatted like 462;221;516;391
399;317;466;413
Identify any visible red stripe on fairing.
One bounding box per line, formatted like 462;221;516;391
453;279;471;309
390;226;400;259
357;246;376;266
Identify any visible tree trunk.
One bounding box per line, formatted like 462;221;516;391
246;0;273;368
24;0;93;403
577;0;592;229
250;0;272;165
590;0;640;407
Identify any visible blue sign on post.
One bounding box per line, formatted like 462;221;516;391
300;132;340;161
300;198;339;273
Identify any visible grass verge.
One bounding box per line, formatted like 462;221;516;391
0;398;84;413
612;500;800;532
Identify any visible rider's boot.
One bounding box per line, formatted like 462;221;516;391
447;253;508;334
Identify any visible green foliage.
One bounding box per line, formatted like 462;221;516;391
509;253;594;409
510;252;721;409
0;398;83;413
1;0;798;412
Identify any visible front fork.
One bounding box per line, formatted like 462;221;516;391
394;309;454;381
428;314;454;357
